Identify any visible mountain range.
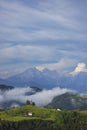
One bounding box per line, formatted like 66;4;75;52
0;67;87;93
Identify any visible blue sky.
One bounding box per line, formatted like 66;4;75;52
0;0;87;78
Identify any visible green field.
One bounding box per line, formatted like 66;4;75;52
0;105;87;130
0;105;59;121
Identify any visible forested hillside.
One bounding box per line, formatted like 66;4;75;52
46;92;87;110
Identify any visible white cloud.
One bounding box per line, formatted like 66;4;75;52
38;0;80;30
29;87;73;106
36;59;76;72
71;63;87;76
0;87;73;107
0;0;86;44
0;45;52;61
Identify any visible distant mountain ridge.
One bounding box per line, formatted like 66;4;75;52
0;67;59;88
0;67;87;92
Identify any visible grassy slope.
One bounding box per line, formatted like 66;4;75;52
1;106;87;130
0;105;87;121
0;105;61;121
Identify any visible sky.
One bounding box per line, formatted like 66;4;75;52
0;0;87;78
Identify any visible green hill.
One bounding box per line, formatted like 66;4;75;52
0;105;87;130
46;92;87;110
0;105;57;121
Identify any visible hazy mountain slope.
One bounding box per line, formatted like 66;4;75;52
72;72;87;92
0;84;14;91
3;67;59;88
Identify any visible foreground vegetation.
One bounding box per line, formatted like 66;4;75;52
0;105;87;130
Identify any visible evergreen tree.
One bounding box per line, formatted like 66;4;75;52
26;100;30;105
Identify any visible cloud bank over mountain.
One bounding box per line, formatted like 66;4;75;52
0;87;72;108
36;59;75;72
29;87;72;106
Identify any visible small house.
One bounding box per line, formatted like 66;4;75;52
27;112;33;116
56;108;61;111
